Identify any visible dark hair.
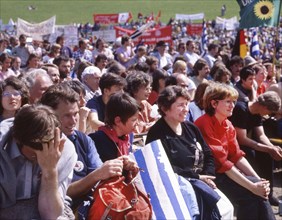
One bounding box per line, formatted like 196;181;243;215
65;80;86;96
99;72;126;94
151;69;169;92
145;56;158;66
0;53;12;63
95;38;104;49
158;85;190;116
228;55;243;68
125;71;152;97
26;54;39;66
105;92;139;126
165;75;177;87
121;35;130;45
240;66;255;81
56;36;64;44
194;81;210;110
208;43;219;52
94;54;107;66
0;76;30;115
13;104;60;150
53;55;70;67
107;61;127;77
134;62;150;73
193;58;208;76
40;83;79;110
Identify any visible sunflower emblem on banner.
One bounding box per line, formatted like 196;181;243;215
254;0;275;20
237;0;281;29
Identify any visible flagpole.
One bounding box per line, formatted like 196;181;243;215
272;1;281;81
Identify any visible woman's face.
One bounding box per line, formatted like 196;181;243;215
213;97;236;120
1;85;22;113
2;58;11;70
134;84;152;102
118;112;139;135
164;97;189;123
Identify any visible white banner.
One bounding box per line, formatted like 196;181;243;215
118;12;131;23
175;13;205;21
215;16;239;30
17;16;56;37
92;29;116;42
48;25;78;47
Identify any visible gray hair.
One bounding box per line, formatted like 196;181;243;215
24;69;52;89
257;91;281;112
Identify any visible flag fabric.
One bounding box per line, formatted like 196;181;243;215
130;21;154;39
237;0;281;29
146;12;154;23
232;29;248;58
201;20;208;55
129;140;192;220
250;28;260;58
155;10;161;23
239;29;248;58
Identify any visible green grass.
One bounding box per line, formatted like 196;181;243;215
0;0;240;24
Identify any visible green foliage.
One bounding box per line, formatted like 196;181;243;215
0;0;240;24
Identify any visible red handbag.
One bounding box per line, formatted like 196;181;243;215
88;175;152;220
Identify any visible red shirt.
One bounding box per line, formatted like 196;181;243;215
195;114;245;173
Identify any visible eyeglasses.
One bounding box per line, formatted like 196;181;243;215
2;91;22;98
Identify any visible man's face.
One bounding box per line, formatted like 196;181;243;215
29;76;53;104
230;63;243;77
55;101;79;136
19;36;26;46
242;75;256;90
48;67;60;84
58;61;71;78
85;74;101;91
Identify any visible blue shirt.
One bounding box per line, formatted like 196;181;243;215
68;130;102;182
86;95;105;122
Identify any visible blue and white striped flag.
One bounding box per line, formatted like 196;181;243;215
129;140;192;220
251;28;260;58
201;19;208;55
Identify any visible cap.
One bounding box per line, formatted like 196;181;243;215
81;66;102;79
244;55;258;67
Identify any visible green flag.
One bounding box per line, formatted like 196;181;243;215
237;0;281;29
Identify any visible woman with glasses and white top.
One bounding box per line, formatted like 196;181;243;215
0;76;29;122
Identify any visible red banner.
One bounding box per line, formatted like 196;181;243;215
115;26;172;45
186;24;202;36
93;14;119;24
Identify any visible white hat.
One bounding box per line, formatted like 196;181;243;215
81;66;102;79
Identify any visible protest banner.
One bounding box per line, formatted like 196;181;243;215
115;25;172;45
215;16;239;30
92;29;116;42
93;14;119;24
17;16;56;37
186;23;203;36
175;13;205;21
129;140;192;219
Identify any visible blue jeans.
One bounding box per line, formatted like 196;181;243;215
215;174;275;220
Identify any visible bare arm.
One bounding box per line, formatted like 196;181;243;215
36;128;65;219
235;157;259;179
88;111;105;131
225;166;270;199
67;159;123;198
235;127;282;160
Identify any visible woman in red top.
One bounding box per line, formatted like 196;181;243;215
195;82;275;220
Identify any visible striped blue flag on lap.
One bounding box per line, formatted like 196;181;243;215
130;140;192;219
